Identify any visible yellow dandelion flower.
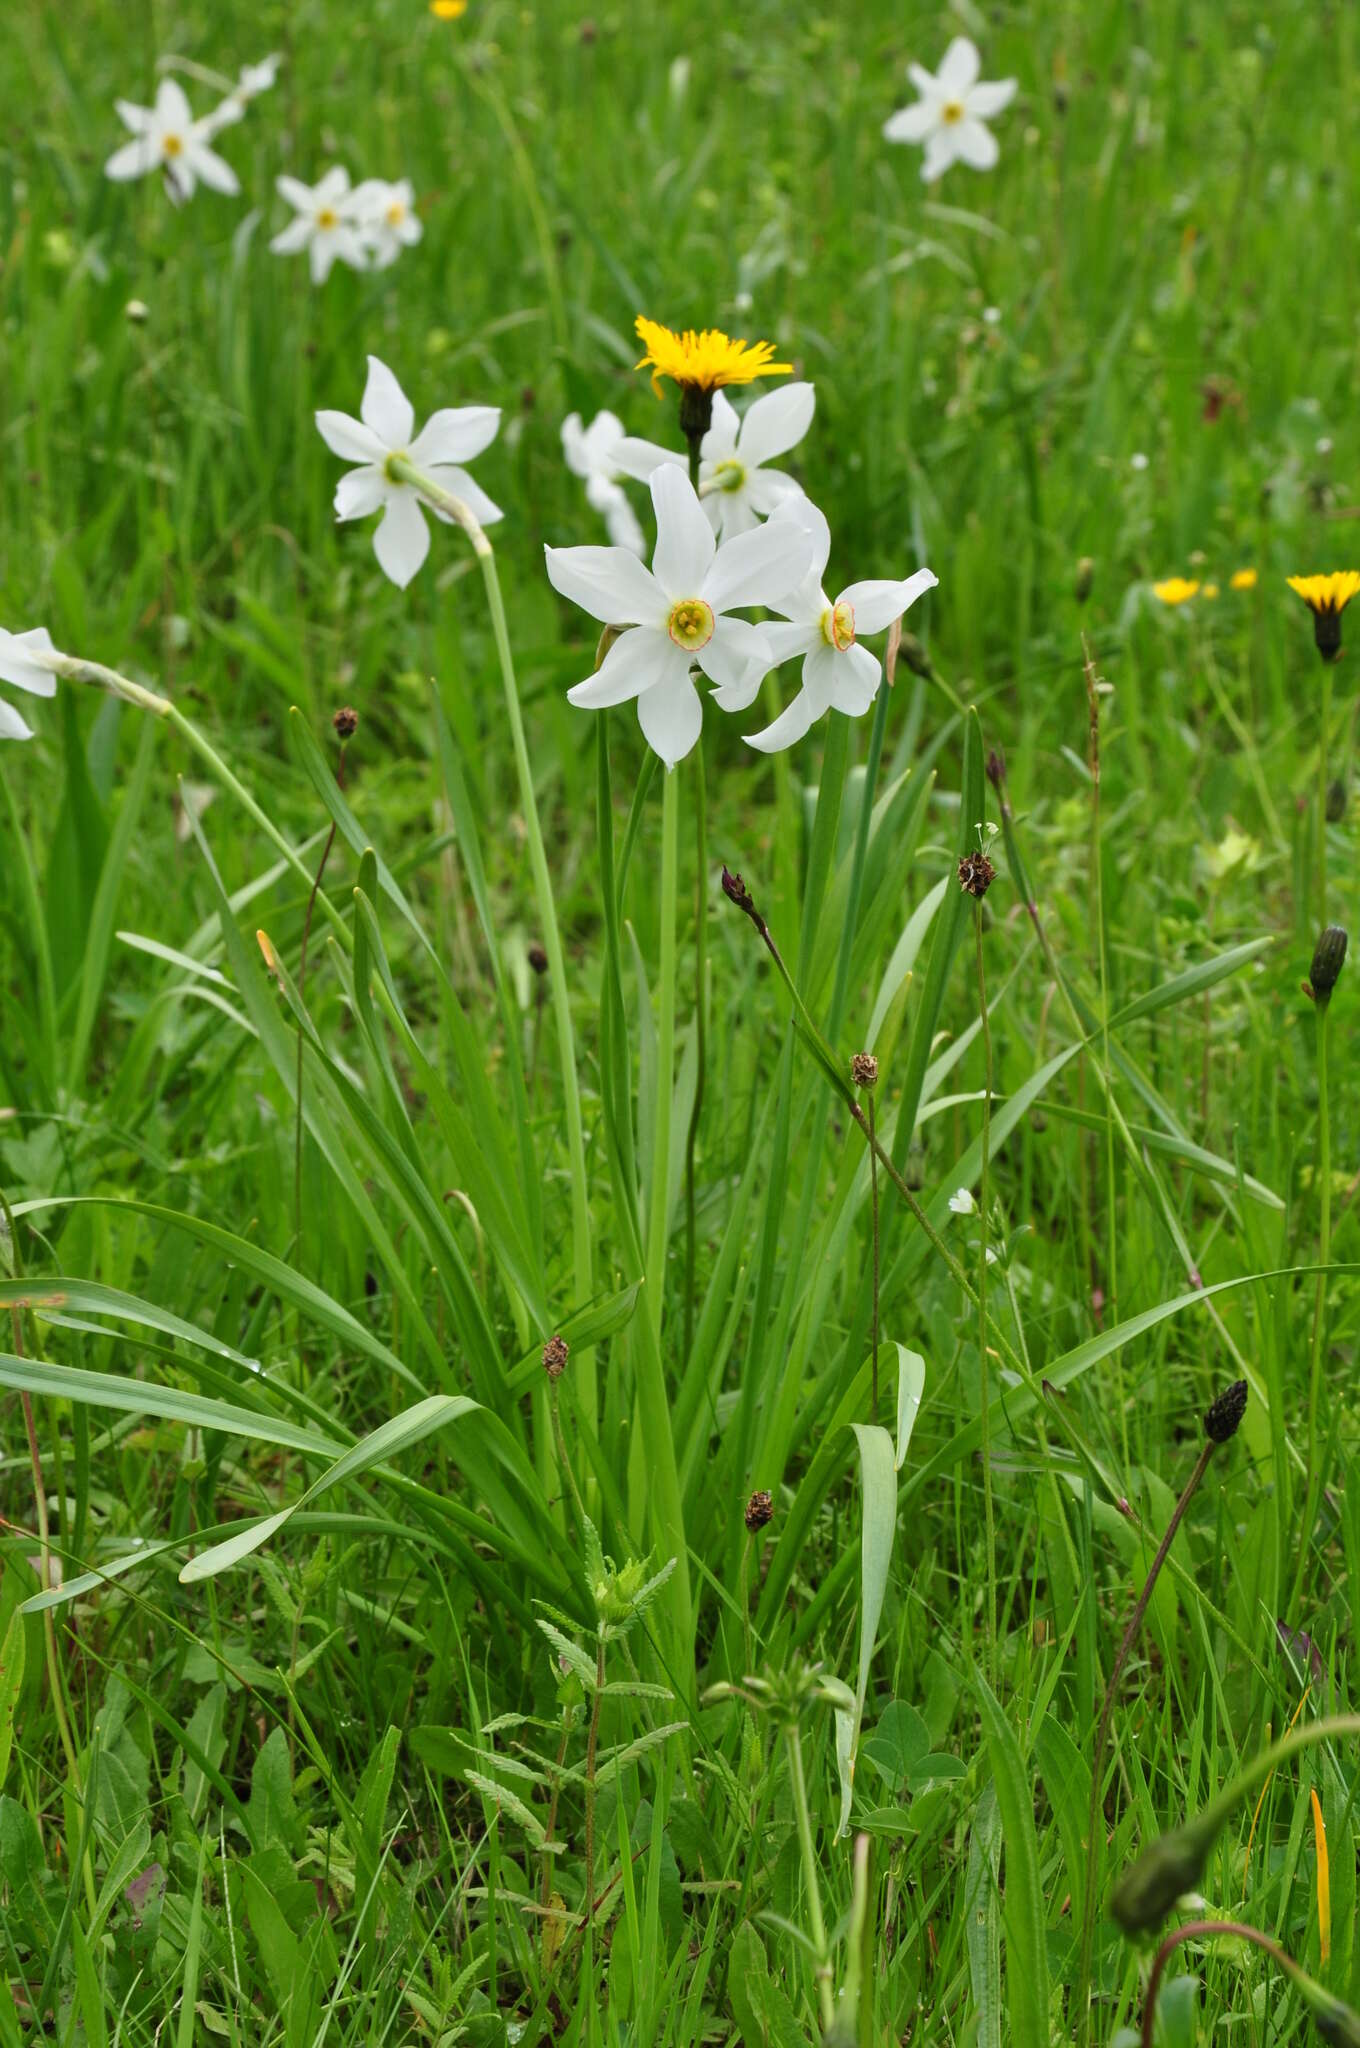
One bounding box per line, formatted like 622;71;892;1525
1311;1787;1331;1965
1287;571;1360;662
634;317;792;399
1153;578;1200;606
1202;583;1220;600
430;0;467;17
1231;567;1258;591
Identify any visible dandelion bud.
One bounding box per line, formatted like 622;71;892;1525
678;382;715;451
851;1052;878;1090
957;850;996;899
1326;778;1347;823
1315;2000;1360;2048
333;705;359;739
1109;1819;1213;1935
528;943;549;976
1075;556;1094;604
744;1489;774;1532
897;631;935;682
1309;924;1348;1003
542;1334;569;1379
1203;1377;1248;1443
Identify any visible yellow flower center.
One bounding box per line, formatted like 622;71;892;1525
317;207;339;229
385;201;406;225
711;458;746;495
941;100;965;125
820;600;855;652
667;598;715;652
163;133;184;157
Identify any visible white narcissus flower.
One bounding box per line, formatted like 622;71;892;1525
561;412;646;557
544;466;813;770
316;356;501;588
614;382;815;540
104;79;241;203
742;501;937;753
883;37;1017;182
0;627;59;742
200;53;283;137
271;169;369;285
351;177;424;269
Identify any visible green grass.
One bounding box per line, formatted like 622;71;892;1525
2;0;1359;2041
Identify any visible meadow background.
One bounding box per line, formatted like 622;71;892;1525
2;0;1359;2042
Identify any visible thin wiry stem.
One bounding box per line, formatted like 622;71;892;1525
294;738;347;1268
975;904;997;1690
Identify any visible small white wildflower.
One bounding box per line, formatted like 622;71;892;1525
948;1188;976;1216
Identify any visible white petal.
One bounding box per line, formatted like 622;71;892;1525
155;79;194;132
545;545;666;626
408;406;500;467
315;165;352;205
0;628;57;698
601;489;646;557
0;698;34;741
361;357;415;449
650;466;715;598
185;142;239;195
701;392;740;463
329;226;370;273
114;98;155;134
702;515;811;614
770;495;832;583
372;491;429;588
761;619;820;665
736;382;815;470
744;468;804;516
315;409;387;464
567;627;680;707
936;36;981;96
827;642;881;717
744;687;818;755
713;492;758;539
636;670;703;768
310;234;337;285
921;129;959;182
426;466;502;527
695;616;770;695
270;215;313;254
883;100;938;145
907;62;941;97
967;78;1017;118
276;174;317;212
951;118;1000;171
839;568;938;635
105;136;160;181
561;413;590;479
612;437;685;485
334;467;388;521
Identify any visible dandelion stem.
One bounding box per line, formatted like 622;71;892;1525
1317;661;1332;924
1295;985;1334;1611
683;743;707;1366
868;1092;880;1415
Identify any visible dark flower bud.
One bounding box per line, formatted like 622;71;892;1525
744;1489;774;1532
897;631;935;682
1203;1378;1248;1443
721;865;755;916
679;382;714;449
851;1052;878;1090
1109;1819;1212;1935
528;943;549;976
1315;2000;1360;2048
985;748;1007;790
957;850;996;899
1309;925;1348;1002
1326;778;1347;824
333;706;359;739
542;1334;569;1379
1075;556;1095;604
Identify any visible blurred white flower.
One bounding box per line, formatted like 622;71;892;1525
271;168;369;285
742;501;937;752
316;355;501;588
883;37;1016;182
544;466;812;769
352;177;423;268
105;79;241;203
561;412;646;556
615;382;815;540
0;627;59;742
200;52;282;136
1130;451;1149;471
948;1188;975;1215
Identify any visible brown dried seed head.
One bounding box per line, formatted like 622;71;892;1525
744;1489;774;1532
333;706;359;739
542;1334;570;1379
528;943;549;976
1203;1377;1248;1443
957;850;996;899
851;1052;879;1090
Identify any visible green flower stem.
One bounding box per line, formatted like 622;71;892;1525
648;765;681;1346
975;904;997;1692
785;1718;836;2035
391;460;594;1390
1318;660;1333;923
1297;986;1334;1592
684;744;707;1364
1200;1712;1360;1841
